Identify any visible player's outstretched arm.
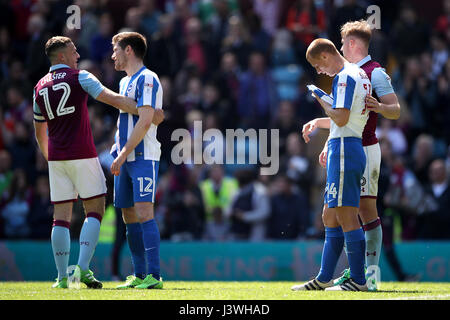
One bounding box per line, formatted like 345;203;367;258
34;120;49;161
110;106;154;176
302;117;331;143
96;87;139;115
365;93;400;120
96;87;165;125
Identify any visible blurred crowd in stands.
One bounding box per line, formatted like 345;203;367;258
0;0;449;254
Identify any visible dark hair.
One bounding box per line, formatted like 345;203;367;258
112;32;147;60
45;36;73;60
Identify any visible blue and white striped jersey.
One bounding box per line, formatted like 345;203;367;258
329;62;371;139
111;66;163;162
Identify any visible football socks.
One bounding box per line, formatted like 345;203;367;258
126;222;147;280
317;226;344;283
363;218;382;269
51;221;71;281
141;219;161;280
77;213;102;271
344;228;366;285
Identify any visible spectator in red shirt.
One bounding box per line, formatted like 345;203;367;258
285;0;326;75
285;0;326;49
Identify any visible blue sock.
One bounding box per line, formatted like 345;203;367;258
141;219;160;280
126;223;146;279
344;228;366;285
77;213;102;270
51;221;71;280
317;226;344;283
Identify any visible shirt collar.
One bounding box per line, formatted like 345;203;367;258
338;61;350;73
130;66;146;79
356;55;371;67
49;64;70;72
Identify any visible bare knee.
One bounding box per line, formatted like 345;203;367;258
122;207;139;224
335;206;360;232
83;196;105;216
322;206;339;228
53;202;73;222
134;202;154;223
358;198;378;224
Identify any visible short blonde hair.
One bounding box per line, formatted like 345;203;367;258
306;38;339;61
340;20;372;47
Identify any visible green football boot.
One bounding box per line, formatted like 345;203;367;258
135;274;163;289
116;275;144;289
367;276;378;292
333;268;351;286
77;265;103;289
52;277;68;289
333;267;377;290
365;268;379;292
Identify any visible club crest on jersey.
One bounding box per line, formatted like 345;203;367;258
126;83;134;94
144;82;153;93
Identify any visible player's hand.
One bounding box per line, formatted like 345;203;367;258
302;119;318;143
311;92;330;111
152;109;165;125
311;92;320;102
110;154;126;176
319;148;327;168
365;95;382;113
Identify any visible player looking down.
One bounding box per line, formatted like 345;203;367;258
292;38;371;291
302;20;400;291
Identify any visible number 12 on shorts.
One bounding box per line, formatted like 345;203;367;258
137;177;153;196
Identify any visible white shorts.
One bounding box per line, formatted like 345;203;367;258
48;157;107;203
360;143;381;198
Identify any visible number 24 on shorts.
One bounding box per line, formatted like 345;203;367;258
326;182;337;199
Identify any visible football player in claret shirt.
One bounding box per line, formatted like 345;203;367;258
301;20;400;291
33;36;163;289
292;38;371;291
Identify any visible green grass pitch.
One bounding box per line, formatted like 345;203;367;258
1;281;450;300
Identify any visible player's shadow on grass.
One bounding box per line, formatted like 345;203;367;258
373;290;430;293
100;288;192;291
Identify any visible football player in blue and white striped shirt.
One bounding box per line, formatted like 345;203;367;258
109;32;163;290
292;38;371;292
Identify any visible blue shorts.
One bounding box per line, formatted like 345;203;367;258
324;137;365;208
114;160;159;208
